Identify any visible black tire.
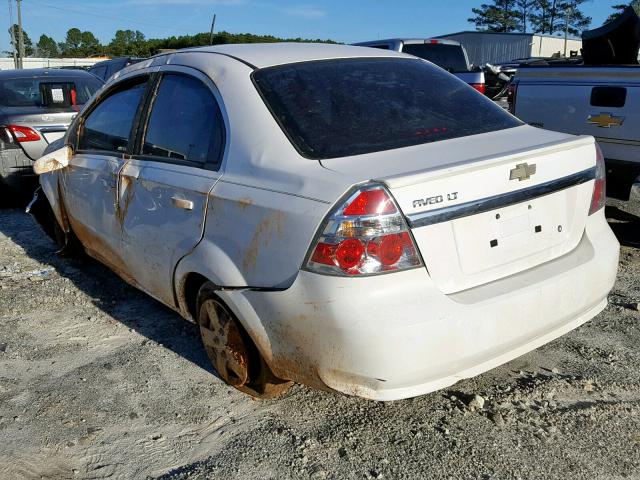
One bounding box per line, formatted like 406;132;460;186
196;282;292;399
27;188;78;257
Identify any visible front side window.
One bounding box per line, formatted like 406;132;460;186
141;74;224;167
253;58;521;159
77;78;147;153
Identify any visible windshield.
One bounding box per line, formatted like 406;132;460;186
253;58;521;159
401;43;469;72
0;76;102;109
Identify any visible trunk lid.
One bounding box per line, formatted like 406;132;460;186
321;126;597;293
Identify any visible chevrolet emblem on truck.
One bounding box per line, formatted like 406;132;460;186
587;113;625;128
509;163;537;181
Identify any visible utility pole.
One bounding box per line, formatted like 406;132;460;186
8;25;18;69
563;5;572;57
209;13;216;45
16;0;24;69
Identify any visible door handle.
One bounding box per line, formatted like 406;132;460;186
171;196;194;210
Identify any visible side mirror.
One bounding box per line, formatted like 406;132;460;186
33;145;72;175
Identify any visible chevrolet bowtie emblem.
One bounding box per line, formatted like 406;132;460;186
587;113;625;128
510;163;537;182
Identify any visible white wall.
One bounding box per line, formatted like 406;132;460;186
531;36;582;58
437;32;583;65
0;57;105;70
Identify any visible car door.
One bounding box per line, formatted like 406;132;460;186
117;68;226;306
62;75;149;274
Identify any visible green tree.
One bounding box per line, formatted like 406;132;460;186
9;24;34;56
80;31;101;56
36;34;58;57
515;0;536;31
605;1;640;24
108;30;148;57
555;0;592;36
529;0;557;34
529;0;590;35
64;28;82;54
468;0;520;32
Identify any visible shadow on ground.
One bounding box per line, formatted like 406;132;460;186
0;207;214;376
606;205;640;248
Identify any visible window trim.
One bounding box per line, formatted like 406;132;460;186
130;69;227;172
75;73;152;157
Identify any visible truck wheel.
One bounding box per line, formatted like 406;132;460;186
196;282;292;399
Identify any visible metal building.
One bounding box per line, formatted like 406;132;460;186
434;31;582;66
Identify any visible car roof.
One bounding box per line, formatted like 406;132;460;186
177;42;411;69
0;68;97;80
354;38;462;47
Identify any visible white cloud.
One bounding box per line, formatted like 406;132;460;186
125;0;326;19
277;5;326;18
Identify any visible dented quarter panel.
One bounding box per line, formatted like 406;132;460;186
175;180;330;291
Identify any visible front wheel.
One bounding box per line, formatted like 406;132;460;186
196;282;292;399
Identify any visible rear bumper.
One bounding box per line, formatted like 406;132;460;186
0;148;36;191
220;210;619;400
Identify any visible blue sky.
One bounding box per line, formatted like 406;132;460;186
2;0;625;55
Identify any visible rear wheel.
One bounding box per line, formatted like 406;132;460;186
196;282;292;399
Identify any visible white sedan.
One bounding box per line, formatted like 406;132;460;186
30;43;619;401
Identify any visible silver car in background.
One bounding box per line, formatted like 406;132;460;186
0;69;103;197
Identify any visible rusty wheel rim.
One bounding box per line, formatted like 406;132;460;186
199;299;250;387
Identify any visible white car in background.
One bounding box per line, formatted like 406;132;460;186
30;43;619;401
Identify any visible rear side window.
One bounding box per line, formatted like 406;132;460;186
141;74;224;167
253;58;521;159
0;76;102;109
78;79;147;153
401;43;469;72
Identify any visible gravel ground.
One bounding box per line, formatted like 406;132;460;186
0;199;639;480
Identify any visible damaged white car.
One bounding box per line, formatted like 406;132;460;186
29;44;620;401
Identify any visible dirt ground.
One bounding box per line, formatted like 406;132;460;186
1;199;640;480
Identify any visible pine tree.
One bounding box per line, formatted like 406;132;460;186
605;1;640;24
468;0;520;32
36;34;58;58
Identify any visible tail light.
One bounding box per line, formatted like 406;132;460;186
8;125;41;142
507;81;518;114
589;143;606;215
305;184;423;276
470;83;486;95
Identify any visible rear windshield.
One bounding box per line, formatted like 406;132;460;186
401;43;469;72
253;58;521;159
0;76;102;109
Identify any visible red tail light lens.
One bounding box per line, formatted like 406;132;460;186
589;143;606;215
8;125;41;142
470;83;486;95
305;185;423;276
342;189;397;216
